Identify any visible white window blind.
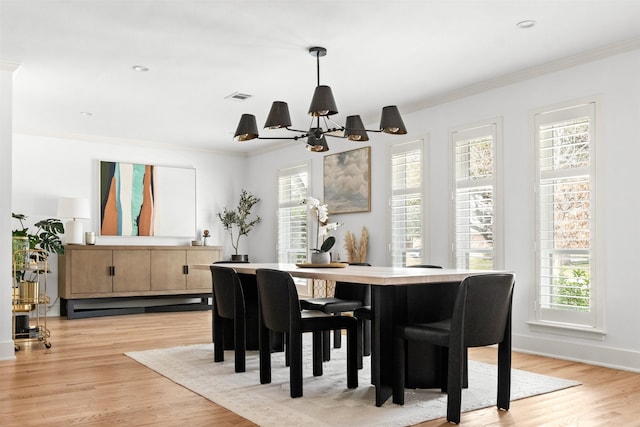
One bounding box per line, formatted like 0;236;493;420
535;102;597;328
277;164;309;264
390;140;423;267
452;123;498;270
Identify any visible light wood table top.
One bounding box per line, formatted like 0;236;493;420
191;262;506;286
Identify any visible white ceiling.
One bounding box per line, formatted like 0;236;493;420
2;0;640;154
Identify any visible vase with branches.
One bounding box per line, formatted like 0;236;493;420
344;226;368;264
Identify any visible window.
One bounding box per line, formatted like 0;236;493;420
451;120;502;270
277;164;310;265
390;140;424;267
533;101;603;334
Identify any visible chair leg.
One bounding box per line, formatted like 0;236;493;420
290;332;303;398
322;330;331;361
285;333;290;367
392;333;405;405
234;316;246;373
445;348;465;424
333;314;342;348
497;341;511;410
356;318;363;370
214;315;225;363
346;326;358;389
363;319;371;356
312;331;323;376
259;319;271;385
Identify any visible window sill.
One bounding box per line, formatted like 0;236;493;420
526;320;607;341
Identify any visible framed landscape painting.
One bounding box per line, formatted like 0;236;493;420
323;146;371;214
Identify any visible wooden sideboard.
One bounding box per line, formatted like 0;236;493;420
58;245;221;319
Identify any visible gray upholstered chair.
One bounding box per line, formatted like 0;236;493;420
392;273;515;424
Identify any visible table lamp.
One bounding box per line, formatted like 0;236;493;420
57;197;91;245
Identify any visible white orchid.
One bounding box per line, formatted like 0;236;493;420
302;196;342;252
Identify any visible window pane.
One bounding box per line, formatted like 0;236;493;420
539;117;590;172
453;129;495;270
456;136;493;181
277;167;309;264
455;185;494;269
390;143;423;267
536;104;594;321
538;175;590;312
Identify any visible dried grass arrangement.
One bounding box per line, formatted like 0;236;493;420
344;226;368;263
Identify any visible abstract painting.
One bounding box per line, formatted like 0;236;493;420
323;146;371;214
99;161;196;237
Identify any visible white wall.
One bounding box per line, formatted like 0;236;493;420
7;48;640;372
246;49;640;372
11;134;248;317
1;62;19;361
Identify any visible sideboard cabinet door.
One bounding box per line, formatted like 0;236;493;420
113;249;151;292
69;249;113;295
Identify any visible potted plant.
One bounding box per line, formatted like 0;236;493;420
12;213;65;303
302;196;342;264
217;189;261;261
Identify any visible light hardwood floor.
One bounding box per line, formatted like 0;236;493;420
1;311;639;426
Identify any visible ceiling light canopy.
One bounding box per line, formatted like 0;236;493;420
233;46;407;152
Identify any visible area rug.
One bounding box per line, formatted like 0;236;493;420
126;340;579;426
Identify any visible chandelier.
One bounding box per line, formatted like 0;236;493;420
233;47;407;152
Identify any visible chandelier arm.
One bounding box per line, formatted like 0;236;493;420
284;126;310;135
256;136;301;140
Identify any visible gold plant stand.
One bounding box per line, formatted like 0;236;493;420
12;249;52;351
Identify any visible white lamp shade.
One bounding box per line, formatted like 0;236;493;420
58;197;90;245
57;197;90;219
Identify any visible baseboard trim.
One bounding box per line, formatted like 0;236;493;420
0;340;17;361
513;333;640;373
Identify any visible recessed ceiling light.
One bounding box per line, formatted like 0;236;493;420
516;20;536;29
132;65;149;72
80;111;93;116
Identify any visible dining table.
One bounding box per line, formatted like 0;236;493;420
192;262;504;406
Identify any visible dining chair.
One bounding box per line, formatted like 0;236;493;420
300;262;371;365
210;265;257;372
392;273;515;424
256;268;358;398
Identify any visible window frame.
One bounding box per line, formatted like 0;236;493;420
388;139;426;267
277;162;311;296
529;98;606;339
449;118;504;270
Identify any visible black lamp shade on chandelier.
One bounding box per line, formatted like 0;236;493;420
306;127;329;152
264;101;292;129
308;85;338;117
233;46;407;151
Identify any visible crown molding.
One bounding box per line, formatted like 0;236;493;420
0;60;21;72
404;37;640;113
13;129;249;157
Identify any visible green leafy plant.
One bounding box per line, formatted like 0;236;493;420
217;190;261;255
12;213;65;255
12;213;65;282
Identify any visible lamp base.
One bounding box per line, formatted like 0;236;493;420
65;220;84;245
